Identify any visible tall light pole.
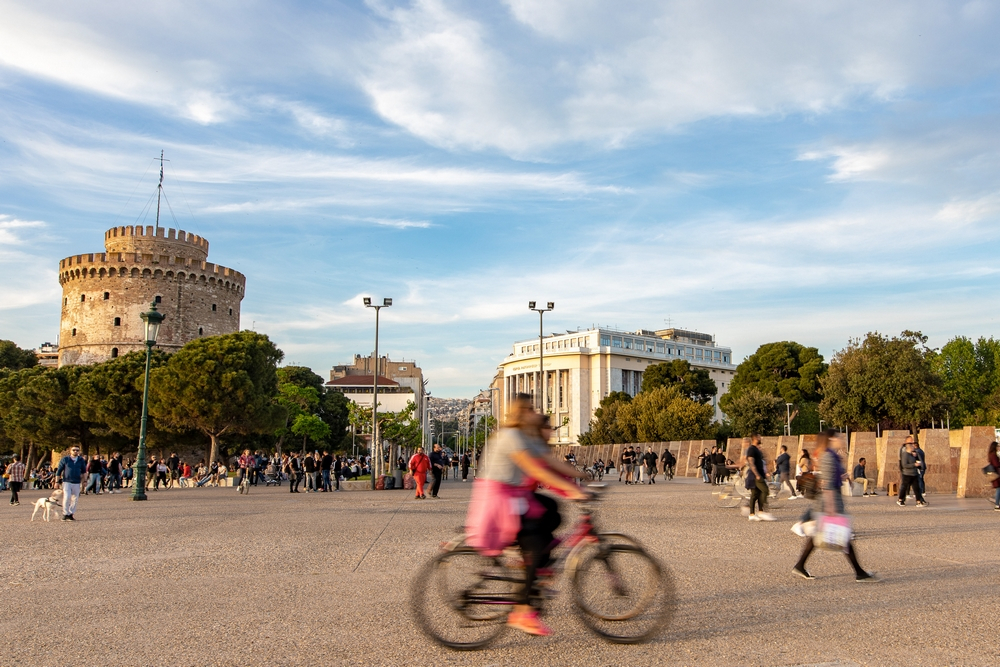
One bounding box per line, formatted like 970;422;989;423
785;402;793;437
132;302;164;501
528;301;554;414
364;297;392;490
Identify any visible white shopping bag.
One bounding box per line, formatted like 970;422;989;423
814;514;852;552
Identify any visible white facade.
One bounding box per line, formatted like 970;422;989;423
498;327;738;444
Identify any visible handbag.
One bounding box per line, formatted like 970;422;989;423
814;514;852;552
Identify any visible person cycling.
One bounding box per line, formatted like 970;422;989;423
465;394;588;637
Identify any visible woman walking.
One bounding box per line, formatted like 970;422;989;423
792;429;877;582
988;441;1000;511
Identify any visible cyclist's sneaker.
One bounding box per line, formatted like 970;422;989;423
507;608;552;636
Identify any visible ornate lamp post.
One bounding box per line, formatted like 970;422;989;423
132;302;164;501
364;296;392;490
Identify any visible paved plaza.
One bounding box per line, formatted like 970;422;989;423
1;477;997;667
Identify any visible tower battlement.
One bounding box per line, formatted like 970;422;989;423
104;225;209;261
58;225;244;367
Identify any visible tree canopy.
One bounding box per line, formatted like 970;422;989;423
641;359;717;403
578;386;714;444
724;387;784;437
820;331;946;432
0;340;38;370
930;336;1000;428
148;331;284;464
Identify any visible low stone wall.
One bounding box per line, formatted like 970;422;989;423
564;427;998;497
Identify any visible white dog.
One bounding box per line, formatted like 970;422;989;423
30;488;64;522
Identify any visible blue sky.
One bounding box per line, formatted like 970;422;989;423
1;0;999;397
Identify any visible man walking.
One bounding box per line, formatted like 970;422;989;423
321;450;334;492
775;445;798;498
914;439;927;497
302;452;316;492
897;439;927;507
56;447;88;521
84;456;102;495
662;448;676;480
167;452;180;488
429;443;447;498
742;436;776;521
333;455;343;491
5;454;26;505
408;447;431;499
643;447;659;484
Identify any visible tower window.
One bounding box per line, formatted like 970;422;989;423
72;328;77;336
103;292;110;300
113;317;121;326
229;308;233;316
64;298;67;306
80;294;86;302
198;327;203;335
111;348;118;358
212;303;217;311
155;295;162;304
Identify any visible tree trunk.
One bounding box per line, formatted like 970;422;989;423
275;433;284;457
208;433;219;468
25;441;35;473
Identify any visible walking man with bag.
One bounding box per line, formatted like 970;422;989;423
742;436;776;522
792;430;876;582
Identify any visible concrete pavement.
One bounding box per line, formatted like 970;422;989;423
1;477;997;666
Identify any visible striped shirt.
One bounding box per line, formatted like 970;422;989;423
5;461;26;483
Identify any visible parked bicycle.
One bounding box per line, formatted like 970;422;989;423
411;484;676;650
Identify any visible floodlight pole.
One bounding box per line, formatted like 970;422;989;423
365;297;392;490
529;301;554;414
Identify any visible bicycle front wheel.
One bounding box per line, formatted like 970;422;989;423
570;543;676;643
410;547;518;650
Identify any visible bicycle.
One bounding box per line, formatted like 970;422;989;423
411;484;676;650
238;469;251;495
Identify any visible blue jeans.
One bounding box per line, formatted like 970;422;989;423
322;470;331;491
85;473;101;494
994;486;1000;506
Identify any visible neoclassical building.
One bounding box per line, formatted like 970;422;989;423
497;327;737;444
57;225;245;366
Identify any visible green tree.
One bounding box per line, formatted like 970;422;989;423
641;359;717;403
720;341;827;434
274;384;320;454
820;331;946;432
578;387;714;444
0;340;38;370
148;331;284;465
0;367;49;465
724;387;784;437
319;390;350;446
276;366;325;394
291;413;331;450
630;385;715;441
578;392;633;445
930;336;1000;427
75;350;172;446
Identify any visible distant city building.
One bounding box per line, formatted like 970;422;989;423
57;225;245;366
497;326;737;444
34;342;59;368
427;397;471;423
326;354;427;419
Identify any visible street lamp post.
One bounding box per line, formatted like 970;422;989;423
785;403;794;437
132;302;164;501
364;297;392;490
528;301;554;414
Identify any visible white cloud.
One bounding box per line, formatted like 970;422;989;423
0;215;59;311
361;0;1000;155
0;1;235;123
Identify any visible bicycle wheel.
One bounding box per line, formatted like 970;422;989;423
714;485;742;508
410;547;518;650
570;543;676;643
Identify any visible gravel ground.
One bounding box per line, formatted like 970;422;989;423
1;477;997;667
